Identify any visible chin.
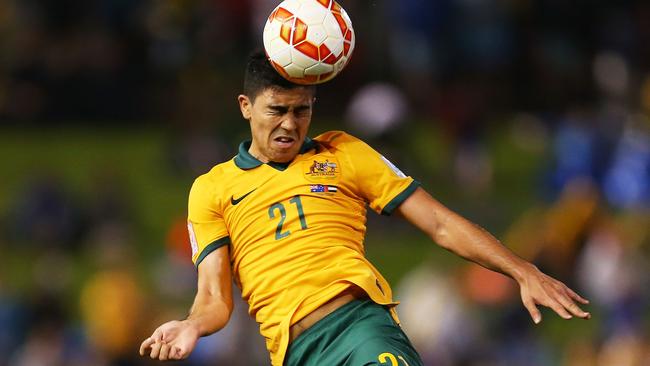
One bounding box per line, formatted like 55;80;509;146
272;150;300;163
273;155;296;163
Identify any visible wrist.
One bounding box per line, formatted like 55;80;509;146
510;259;538;283
182;318;203;337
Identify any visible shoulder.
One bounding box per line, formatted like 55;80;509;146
313;130;367;151
188;159;238;212
191;158;237;192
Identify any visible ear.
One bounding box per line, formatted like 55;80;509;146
238;94;252;120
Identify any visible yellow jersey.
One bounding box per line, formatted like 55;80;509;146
187;131;419;365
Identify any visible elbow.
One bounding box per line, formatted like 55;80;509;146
212;292;234;323
209;296;234;333
218;299;234;329
431;226;452;252
430;216;451;249
431;222;471;258
200;288;234;329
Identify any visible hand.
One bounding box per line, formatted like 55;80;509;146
517;264;591;324
139;320;200;361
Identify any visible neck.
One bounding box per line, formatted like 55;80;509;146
247;142;270;163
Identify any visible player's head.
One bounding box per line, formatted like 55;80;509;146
242;50;316;102
238;50;316;164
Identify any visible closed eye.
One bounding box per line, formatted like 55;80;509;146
294;106;311;116
266;104;311;117
267;106;288;115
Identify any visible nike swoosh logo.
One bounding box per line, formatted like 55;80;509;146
230;188;256;205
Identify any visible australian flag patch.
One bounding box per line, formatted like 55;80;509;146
310;184;338;193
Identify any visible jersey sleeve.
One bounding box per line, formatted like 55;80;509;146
187;175;230;267
341;133;420;215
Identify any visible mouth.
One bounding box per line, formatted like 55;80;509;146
273;135;297;149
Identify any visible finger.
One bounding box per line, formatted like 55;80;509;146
523;296;542;324
159;342;171;361
547;298;573;320
149;341;163;359
150;329;164;343
566;287;590;304
139;337;155;356
171;346;183;360
557;291;591;319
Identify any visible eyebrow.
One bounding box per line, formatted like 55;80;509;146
267;104;311;113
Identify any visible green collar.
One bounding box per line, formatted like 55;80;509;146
234;137;317;171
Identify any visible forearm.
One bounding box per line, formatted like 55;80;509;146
397;188;590;323
186;290;232;336
139;246;234;361
184;245;233;336
432;208;532;282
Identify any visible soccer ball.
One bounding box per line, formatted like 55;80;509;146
263;0;355;85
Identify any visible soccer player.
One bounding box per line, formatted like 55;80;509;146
139;51;591;366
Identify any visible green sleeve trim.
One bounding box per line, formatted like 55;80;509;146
195;236;230;268
381;180;421;216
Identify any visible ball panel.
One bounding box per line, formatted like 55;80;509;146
270;60;299;84
332;12;349;36
339;6;353;26
333;57;348;74
262;22;277;49
323;36;343;57
321;13;343;38
318;71;335;83
279;0;303;14
280;18;295;44
264;19;282;39
297;3;328;25
344;29;352;42
306;24;327;46
322;50;341;65
292;43;319;66
284;62;305;78
269;45;292;66
343;41;351;56
270;60;290;77
292;18;308;44
302;74;320;84
346;29;355;57
270;7;294;22
318;43;331;58
305;62;333;75
315;0;332;9
266;36;290;54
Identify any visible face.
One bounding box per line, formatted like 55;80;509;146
238;87;315;163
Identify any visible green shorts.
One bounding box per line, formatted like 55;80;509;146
285;298;423;366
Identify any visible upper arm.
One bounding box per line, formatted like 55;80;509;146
188;176;230;266
339;133;419;215
196;245;233;313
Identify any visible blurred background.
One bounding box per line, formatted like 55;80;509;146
1;0;649;365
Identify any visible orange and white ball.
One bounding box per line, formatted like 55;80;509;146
263;0;355;85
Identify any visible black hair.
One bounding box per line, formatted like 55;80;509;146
243;50;316;101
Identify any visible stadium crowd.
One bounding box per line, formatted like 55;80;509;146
1;0;649;365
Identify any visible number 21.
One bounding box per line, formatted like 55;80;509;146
268;196;308;240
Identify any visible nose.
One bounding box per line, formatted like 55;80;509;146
280;113;298;131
